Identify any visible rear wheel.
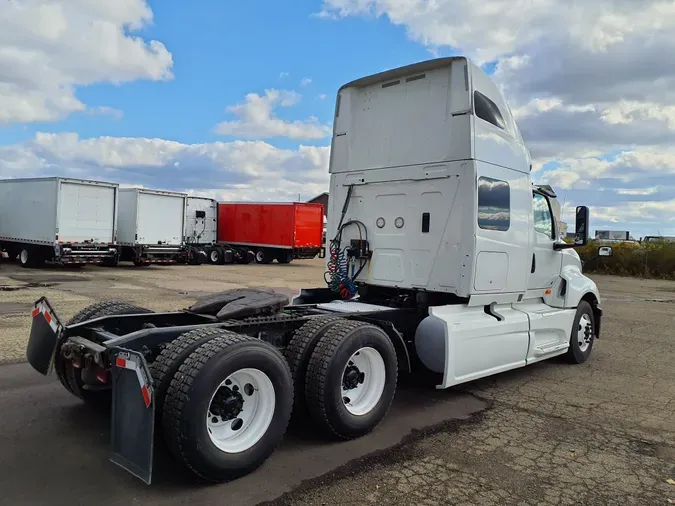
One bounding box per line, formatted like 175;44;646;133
234;250;253;264
305;320;398;439
56;301;154;403
276;250;293;264
19;247;44;268
283;317;342;421
187;247;203;265
209;247;225;265
162;332;293;482
150;327;229;430
255;248;273;264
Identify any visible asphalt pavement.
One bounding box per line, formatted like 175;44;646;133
1;265;674;505
0;362;486;506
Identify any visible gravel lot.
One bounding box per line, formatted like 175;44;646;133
0;259;674;505
0;258;323;363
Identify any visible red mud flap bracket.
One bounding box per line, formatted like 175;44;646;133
110;348;155;485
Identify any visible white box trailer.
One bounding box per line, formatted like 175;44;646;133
180;196;217;265
0;177;119;267
117;188;187;266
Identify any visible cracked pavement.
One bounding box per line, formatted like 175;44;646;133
268;275;675;506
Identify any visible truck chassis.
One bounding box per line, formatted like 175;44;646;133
26;287;423;484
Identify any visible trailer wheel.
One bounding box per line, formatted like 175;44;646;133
19;247;44;268
305;320;397;440
163;332;293;482
150;327;229;427
254;248;273;264
276;250;293;264
283;316;343;421
55;301;154;402
565;300;595;364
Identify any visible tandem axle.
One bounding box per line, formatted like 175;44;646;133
26;288;420;484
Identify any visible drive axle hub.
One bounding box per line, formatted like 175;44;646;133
342;363;365;391
210;387;244;421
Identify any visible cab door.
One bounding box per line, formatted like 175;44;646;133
527;193;563;290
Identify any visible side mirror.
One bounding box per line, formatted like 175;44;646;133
598;246;613;257
574;206;589;246
554;205;590;250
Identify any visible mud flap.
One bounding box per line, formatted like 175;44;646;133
26;297;62;376
110;348;155;485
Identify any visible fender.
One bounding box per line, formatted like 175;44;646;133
559;264;601;308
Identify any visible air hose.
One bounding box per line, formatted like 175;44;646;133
324;185;368;299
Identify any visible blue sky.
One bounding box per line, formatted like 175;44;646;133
0;0;673;238
0;0;437;147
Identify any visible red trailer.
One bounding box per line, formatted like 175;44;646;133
213;202;324;264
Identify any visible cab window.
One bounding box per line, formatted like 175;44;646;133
533;193;554;239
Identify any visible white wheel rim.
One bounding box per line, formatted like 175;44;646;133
341;347;386;416
206;368;276;453
256;251;264;262
210;250;219;263
20;250;28;264
577;314;592;352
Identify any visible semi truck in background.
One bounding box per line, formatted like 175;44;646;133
180;196;217;265
0;177;119;268
115;188;187;266
185;201;325;265
215;202;324;264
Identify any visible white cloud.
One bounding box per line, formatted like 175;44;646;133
214;89;331;140
279;72;290;78
542;149;675;189
86;106;124;120
301;77;313;87
616;188;659;196
0;132;330;202
319;0;675;64
0;0;173;123
318;94;328;100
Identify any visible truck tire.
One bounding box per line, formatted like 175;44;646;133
305;320;398;440
187;247;203;265
162;332;293;482
19;247;44;268
133;259;151;267
150;327;228;428
209;247;225;265
55;301;154;402
234;249;253;264
254;248;273;264
565;300;595;364
283;317;343;421
276;250;293;264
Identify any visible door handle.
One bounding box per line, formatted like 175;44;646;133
531;253;536;273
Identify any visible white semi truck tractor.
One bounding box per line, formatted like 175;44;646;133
25;57;611;485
